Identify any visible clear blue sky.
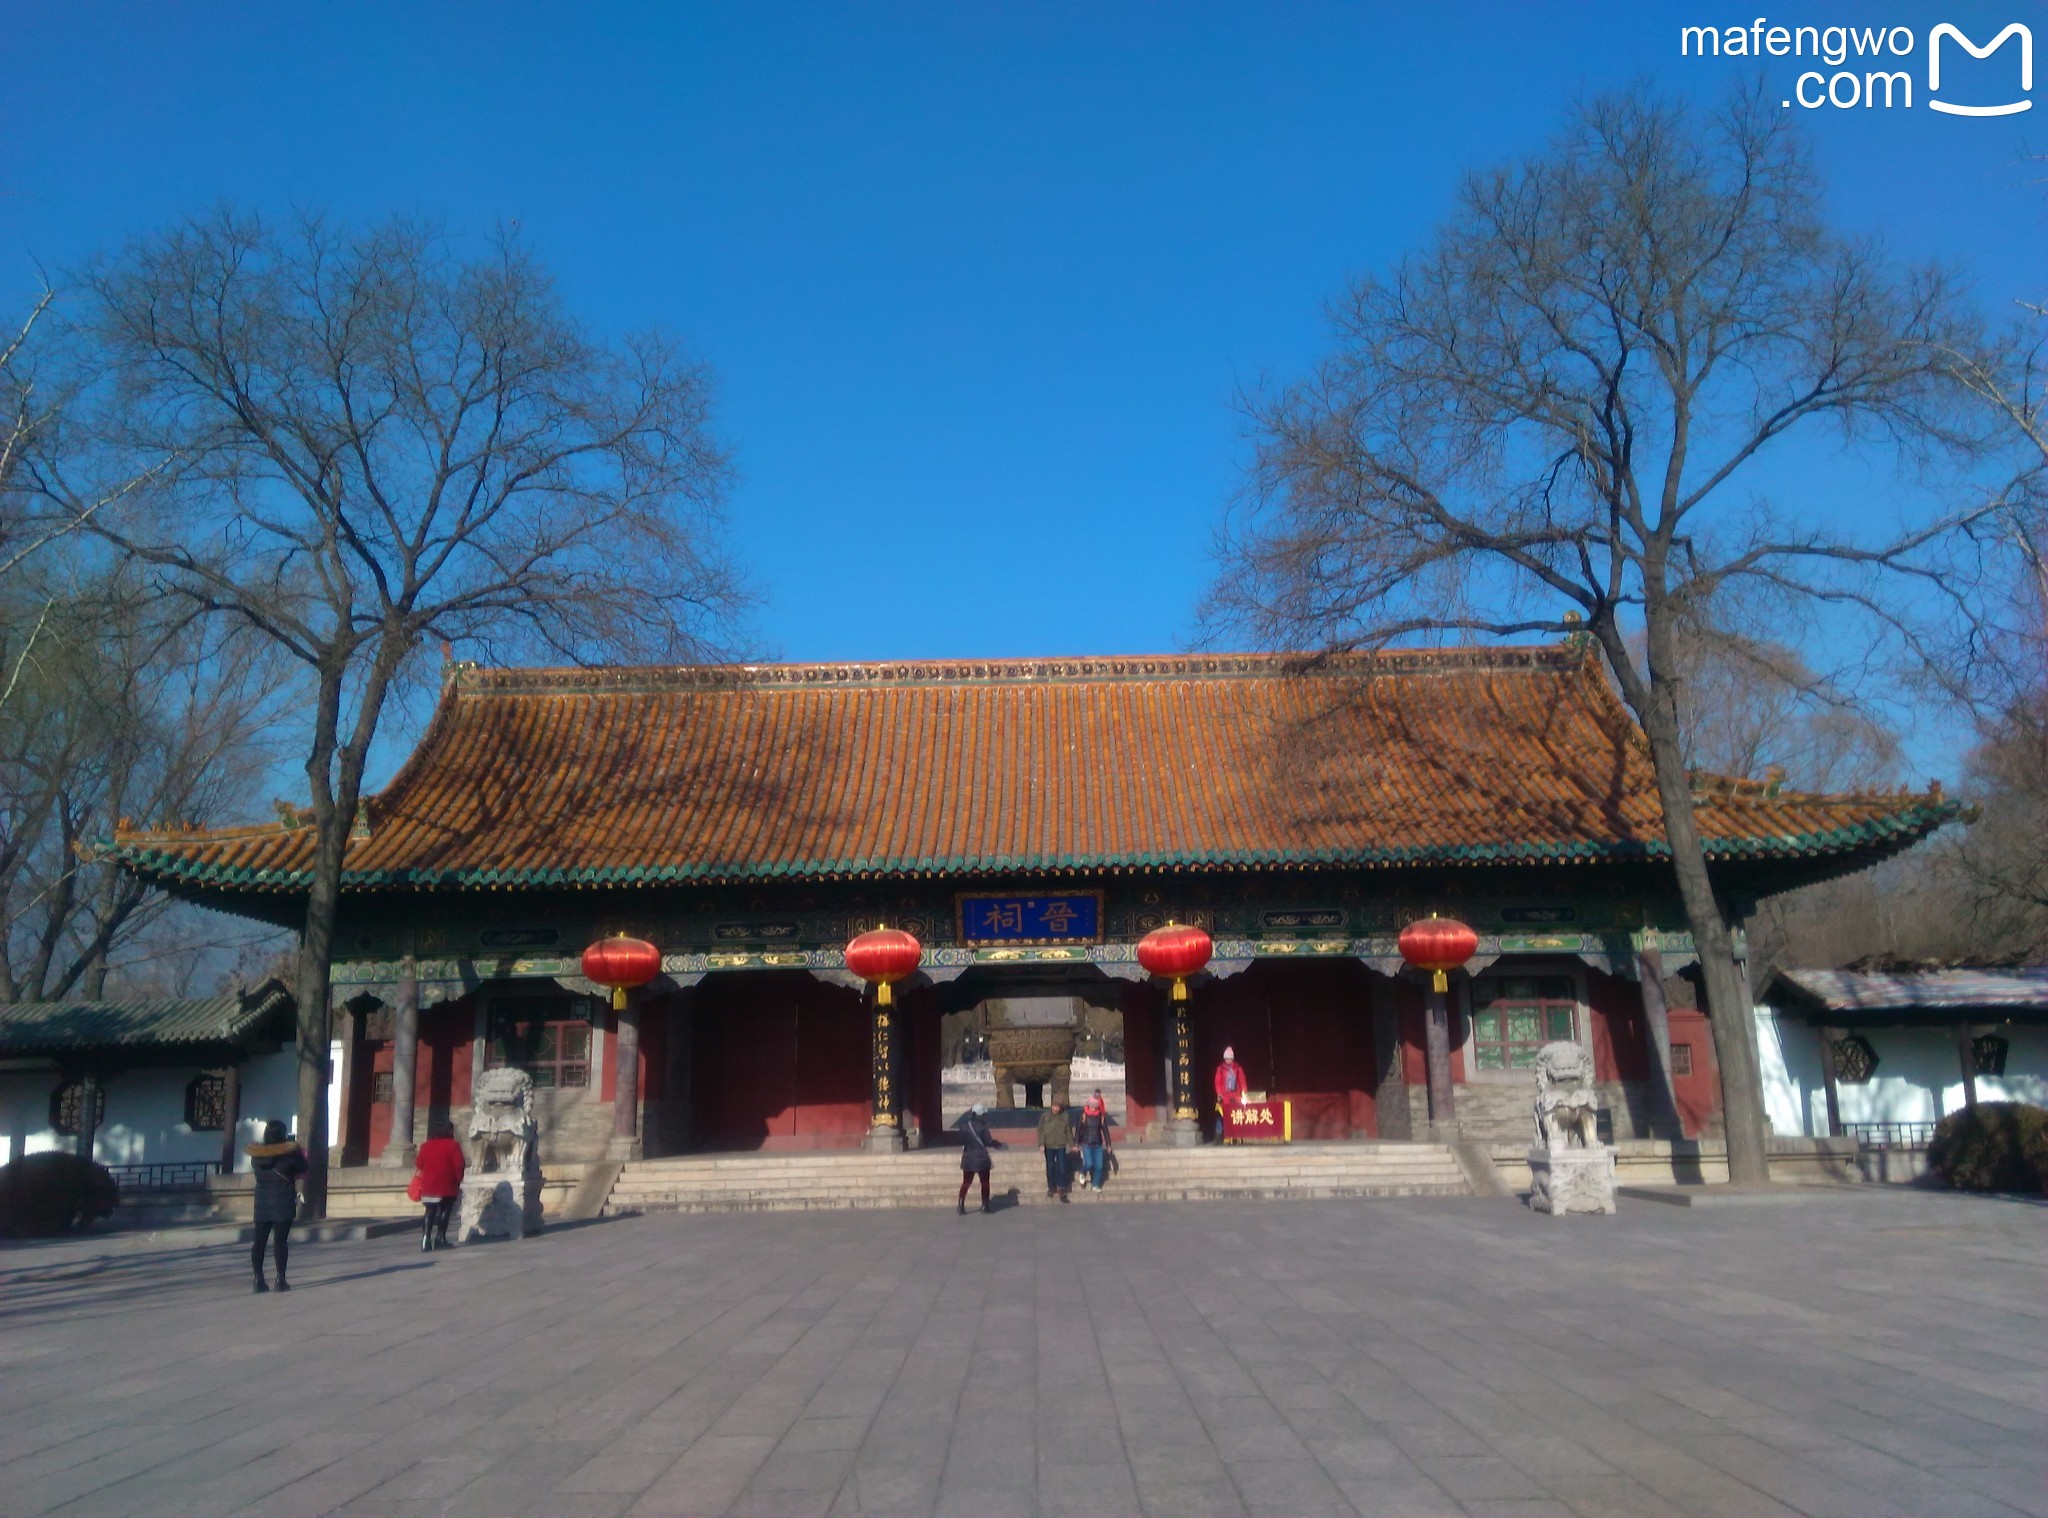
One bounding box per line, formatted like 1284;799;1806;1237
3;3;2037;780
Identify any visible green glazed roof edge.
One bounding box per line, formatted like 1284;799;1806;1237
102;801;1960;894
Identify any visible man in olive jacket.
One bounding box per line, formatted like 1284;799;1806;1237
1037;1101;1074;1202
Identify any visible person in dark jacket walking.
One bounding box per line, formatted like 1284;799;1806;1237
1037;1101;1074;1202
955;1102;1004;1214
1075;1090;1113;1192
410;1120;466;1250
246;1120;307;1293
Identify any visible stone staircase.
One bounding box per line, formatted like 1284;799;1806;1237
603;1141;1472;1215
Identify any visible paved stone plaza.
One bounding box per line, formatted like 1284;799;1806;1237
2;1188;2043;1518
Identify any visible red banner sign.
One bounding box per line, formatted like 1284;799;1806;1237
1221;1100;1291;1141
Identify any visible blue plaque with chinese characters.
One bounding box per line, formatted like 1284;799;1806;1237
957;892;1102;945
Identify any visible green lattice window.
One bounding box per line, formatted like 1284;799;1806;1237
1470;976;1578;1071
486;999;592;1088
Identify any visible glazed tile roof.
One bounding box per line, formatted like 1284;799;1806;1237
1767;968;2048;1021
102;646;1956;896
0;979;295;1056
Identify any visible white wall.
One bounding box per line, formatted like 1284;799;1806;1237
1974;1026;2048;1108
229;1048;305;1172
0;1067;217;1166
0;1070;63;1166
0;1047;306;1171
1755;1009;2048;1136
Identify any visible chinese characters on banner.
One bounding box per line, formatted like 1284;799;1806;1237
958;893;1101;944
1221;1100;1292;1142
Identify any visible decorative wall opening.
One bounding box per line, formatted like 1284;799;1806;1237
184;1070;229;1130
1971;1034;2009;1078
49;1078;106;1137
1831;1034;1880;1085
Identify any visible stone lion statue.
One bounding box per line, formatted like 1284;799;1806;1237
1533;1041;1599;1151
460;1067;543;1240
468;1067;538;1174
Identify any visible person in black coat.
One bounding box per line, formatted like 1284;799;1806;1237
955;1103;1003;1215
246;1119;307;1293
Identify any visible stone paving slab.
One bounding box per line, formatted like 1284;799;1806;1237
1;1187;2043;1516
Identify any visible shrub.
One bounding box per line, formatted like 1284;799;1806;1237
0;1151;121;1237
1926;1102;2048;1195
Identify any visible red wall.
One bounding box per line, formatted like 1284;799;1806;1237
1191;960;1380;1139
1121;980;1160;1133
368;1001;475;1159
691;972;869;1149
1586;971;1651;1083
901;984;943;1145
1668;1007;1719;1138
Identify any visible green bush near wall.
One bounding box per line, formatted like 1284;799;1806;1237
1927;1102;2048;1195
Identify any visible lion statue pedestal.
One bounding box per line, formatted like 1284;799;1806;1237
1527;1040;1616;1217
457;1067;545;1242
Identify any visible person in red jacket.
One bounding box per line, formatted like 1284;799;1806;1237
410;1120;466;1250
1213;1046;1249;1142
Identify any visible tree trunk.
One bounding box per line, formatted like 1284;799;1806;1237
292;639;407;1217
1598;623;1773;1185
293;827;344;1217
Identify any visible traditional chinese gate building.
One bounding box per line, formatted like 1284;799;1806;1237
105;645;1951;1165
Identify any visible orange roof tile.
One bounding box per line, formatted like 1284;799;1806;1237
105;646;1954;894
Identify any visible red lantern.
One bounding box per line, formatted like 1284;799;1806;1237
846;925;922;1006
1398;914;1479;993
1138;922;1213;1002
581;934;662;1011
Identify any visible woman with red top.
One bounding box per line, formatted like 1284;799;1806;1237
1213;1046;1249;1142
410;1120;466;1250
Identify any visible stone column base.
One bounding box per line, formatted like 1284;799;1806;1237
1164;1117;1204;1147
606;1135;644;1162
379;1144;418;1169
863;1124;907;1154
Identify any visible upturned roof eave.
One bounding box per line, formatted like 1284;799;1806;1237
99;803;1960;897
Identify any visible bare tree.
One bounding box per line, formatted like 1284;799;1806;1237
0;291;56;563
32;211;743;1209
0;288;172;588
1208;88;1984;1184
0;562;286;1003
1912;178;2048;961
1659;622;1903;792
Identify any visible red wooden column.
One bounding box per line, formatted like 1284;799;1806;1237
383;956;420;1167
609;992;643;1160
1422;985;1458;1130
